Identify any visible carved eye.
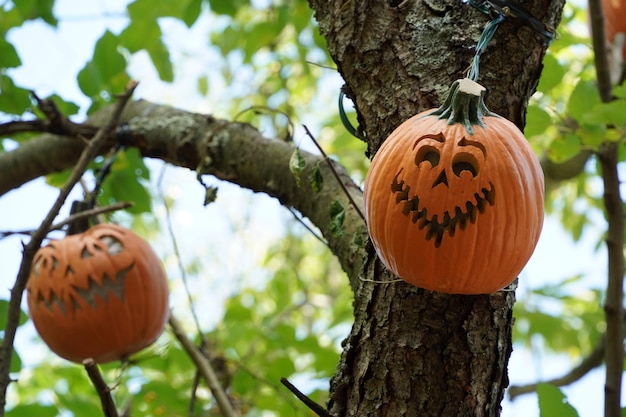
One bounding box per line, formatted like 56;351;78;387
452;153;479;178
415;145;440;168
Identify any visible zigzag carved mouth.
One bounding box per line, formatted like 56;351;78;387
391;169;495;248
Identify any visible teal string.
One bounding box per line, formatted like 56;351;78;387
468;14;504;82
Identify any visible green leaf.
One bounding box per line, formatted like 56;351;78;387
329;200;345;237
289;148;306;187
147;41;173;82
583;100;626;126
577;123;608;148
182;0;202;27
209;0;249;16
537;53;565;94
13;0;57;26
45;169;71;188
567;79;601;124
107;173;151;213
537;383;579;417
197;75;209;96
44;94;80;116
98;148;152;214
0;38;21;68
0;300;29;329
614;85;626;99
525;104;552;137
203;185;218;206
309;161;324;192
6;404;58;417
10;349;22;373
120;20;173;82
0;337;23;374
0;74;32;115
77;30;128;99
547;133;581;163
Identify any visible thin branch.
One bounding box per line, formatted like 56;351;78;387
229;359;304;411
280;377;332;417
83;359;120;417
0;93;98;139
302;125;365;222
589;3;624;417
168;314;238;417
0;81;138;416
508;335;606;400
589;0;613;102
0;202;133;239
287;207;329;247
156;163;204;336
598;140;624;417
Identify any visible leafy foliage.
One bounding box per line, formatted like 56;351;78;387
0;0;623;416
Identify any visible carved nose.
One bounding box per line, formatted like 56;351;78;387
432;170;448;188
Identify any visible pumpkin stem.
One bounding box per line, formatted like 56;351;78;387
428;78;498;135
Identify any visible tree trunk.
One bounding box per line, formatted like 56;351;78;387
308;1;564;415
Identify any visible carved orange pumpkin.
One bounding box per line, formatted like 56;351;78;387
27;223;169;363
601;0;626;59
363;79;544;294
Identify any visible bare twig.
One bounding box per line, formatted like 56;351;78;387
83;359;120;417
302;125;365;222
168;314;238;417
287;207;329;247
280;377;332;417
0;93;98;139
0;202;133;239
156;163;204;337
0;81;138;416
157;163;214;415
589;3;624;417
508;335;606;400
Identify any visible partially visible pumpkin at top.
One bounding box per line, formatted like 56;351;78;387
601;0;626;59
363;78;544;294
27;223;169;364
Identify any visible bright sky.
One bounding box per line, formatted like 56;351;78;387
0;1;619;416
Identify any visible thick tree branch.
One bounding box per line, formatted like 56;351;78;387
0;100;367;291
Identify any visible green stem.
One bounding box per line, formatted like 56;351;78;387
428;78;498;135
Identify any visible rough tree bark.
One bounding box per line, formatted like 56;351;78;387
0;1;565;416
307;1;564;416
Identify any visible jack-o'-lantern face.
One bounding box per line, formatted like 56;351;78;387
391;132;495;248
29;234;134;316
362;78;545;294
27;224;169;363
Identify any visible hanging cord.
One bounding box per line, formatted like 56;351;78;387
464;0;557;81
467;14;505;82
464;0;557;43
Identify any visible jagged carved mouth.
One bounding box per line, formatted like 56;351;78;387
391;169;496;248
32;263;133;316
